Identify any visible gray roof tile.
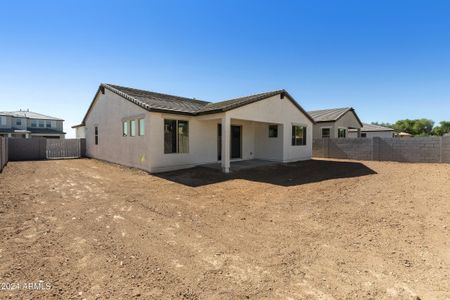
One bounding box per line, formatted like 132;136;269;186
0;111;63;121
307;107;352;122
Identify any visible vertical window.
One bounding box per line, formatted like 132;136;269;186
178;120;189;153
321;128;330;138
16;119;22;126
130;120;136;137
31;119;37;127
39;120;45;128
292;125;307;146
51;121;56;128
46;120;51;128
164;119;189;153
95;126;99;145
338;128;347;138
122;121;128;136
0;116;6;126
164;120;177;153
361;133;367;138
268;125;278;138
138;119;145;136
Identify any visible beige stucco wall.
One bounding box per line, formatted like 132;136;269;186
75;126;86;138
313;110;361;139
84;89;152;171
226;94;313;162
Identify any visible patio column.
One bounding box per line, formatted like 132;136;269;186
221;114;231;173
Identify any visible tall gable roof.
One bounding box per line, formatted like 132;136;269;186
307;107;363;127
75;84;314;126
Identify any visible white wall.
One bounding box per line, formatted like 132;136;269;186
84;89;152;171
227;94;313;162
254;123;283;161
75;126;86;138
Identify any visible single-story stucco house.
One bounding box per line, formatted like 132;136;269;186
73;84;315;173
348;123;395;138
307;107;363;139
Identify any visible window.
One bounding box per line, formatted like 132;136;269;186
122;121;128;136
321;128;331;138
31;119;37;127
0;116;6;126
164;119;189;153
95;126;99;145
338;128;347;138
46;120;51;128
16;119;22;126
130;120;136;137
268;125;278;138
39;120;45;128
51;121;56;128
138;119;145;136
361;133;367;138
292;125;307;146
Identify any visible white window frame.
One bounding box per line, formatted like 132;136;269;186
130;120;136;137
291;123;308;146
337;127;347;138
320;126;332;138
122;121;128;137
138;119;145;136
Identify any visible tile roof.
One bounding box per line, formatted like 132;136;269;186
0;110;64;121
347;123;394;132
107;84;209;114
197;90;285;114
78;84;315;124
307;107;353;122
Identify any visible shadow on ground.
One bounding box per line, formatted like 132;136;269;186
155;159;377;187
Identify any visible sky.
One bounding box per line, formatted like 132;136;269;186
0;0;449;138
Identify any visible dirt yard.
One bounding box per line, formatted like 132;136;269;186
0;158;449;299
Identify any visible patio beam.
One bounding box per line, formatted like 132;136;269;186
221;114;231;173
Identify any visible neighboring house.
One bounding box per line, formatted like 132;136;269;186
308;107;363;139
73;83;315;173
0;110;65;139
348;123;395;138
395;132;413;138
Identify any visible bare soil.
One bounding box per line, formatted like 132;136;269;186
0;158;449;299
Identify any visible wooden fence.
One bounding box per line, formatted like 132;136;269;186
0;137;8;172
8;138;86;161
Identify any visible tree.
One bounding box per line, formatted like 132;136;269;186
432;121;450;136
392;119;434;136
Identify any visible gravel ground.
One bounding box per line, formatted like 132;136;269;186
0;158;449;299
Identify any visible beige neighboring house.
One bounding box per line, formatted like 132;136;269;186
73;83;315;173
395;132;413;138
348;123;395;138
0;110;65;139
308;107;363;139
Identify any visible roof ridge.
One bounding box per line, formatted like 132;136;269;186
211;89;285;104
105;83;210;105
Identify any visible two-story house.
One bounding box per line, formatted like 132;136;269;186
0;110;65;139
